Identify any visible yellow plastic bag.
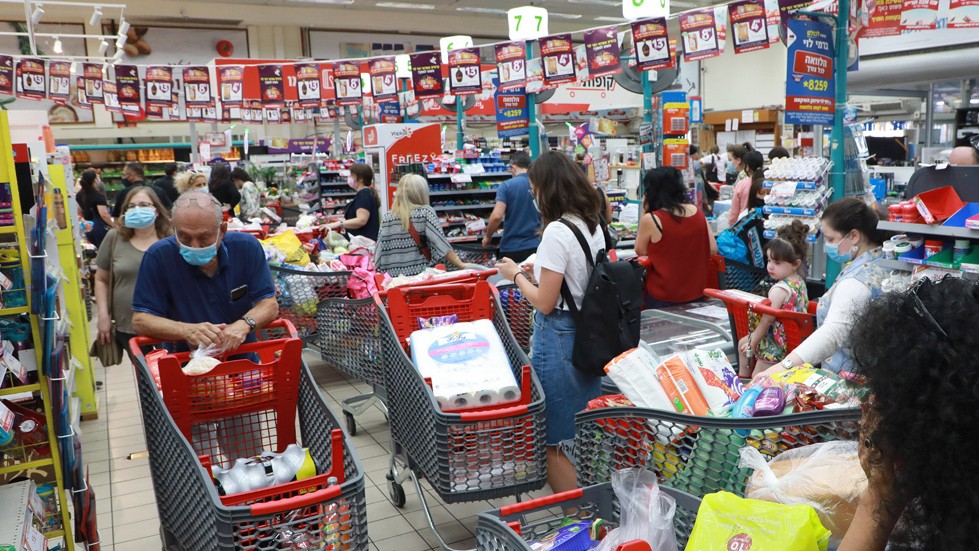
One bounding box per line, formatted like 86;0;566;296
262;230;310;267
685;491;831;551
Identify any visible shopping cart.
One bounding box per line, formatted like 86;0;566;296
452;243;498;268
476;482;701;551
379;281;548;550
574;406;861;498
129;320;368;551
495;283;532;354
270;264;364;348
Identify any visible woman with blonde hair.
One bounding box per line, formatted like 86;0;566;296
174;170;208;196
373;173;468;276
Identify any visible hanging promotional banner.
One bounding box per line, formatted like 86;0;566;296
729;0;771;54
447;47;482;95
949;0;979;27
540;34;576;85
583;26;622;79
267;138;334;154
145;66;172;108
410;51;444;98
183;66;213;107
379;100;401;123
900;0;940;30
0;56;12;96
663;91;689;135
102;73;122;114
47;61;70;103
714;6;729;54
679;10;721;62
785;19;835;126
369;57;398;103
258;65;285;106
17;59;45;100
495;42;527;91
75;77;91;110
764;0;782;43
496;90;529;138
574;45;590;82
862;0;903;36
218;65;243;106
291;106;312;122
169;91;181;120
778;0;812;39
632;19;672;71
295;63;322;106
115;64;140;107
333;61;362;106
83;64;104;104
146;103;164;120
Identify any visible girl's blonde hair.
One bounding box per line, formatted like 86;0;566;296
391;174;430;229
175;171;208;195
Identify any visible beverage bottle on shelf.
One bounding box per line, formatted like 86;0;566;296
53;190;67;230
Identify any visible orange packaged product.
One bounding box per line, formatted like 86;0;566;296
655;354;711;416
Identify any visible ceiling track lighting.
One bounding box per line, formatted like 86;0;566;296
98;39;108;55
31;4;44;25
117;20;130;39
70;61;78;73
52;36;62;53
90;6;102;27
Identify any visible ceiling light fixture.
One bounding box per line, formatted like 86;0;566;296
111;49;123;61
375;2;435;8
117;20;130;38
549;12;583;18
455;6;507;13
70;61;78;73
98;39;108;55
31;5;44;25
52;36;62;53
90;6;102;26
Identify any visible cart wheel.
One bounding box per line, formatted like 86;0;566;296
344;411;357;436
388;477;406;508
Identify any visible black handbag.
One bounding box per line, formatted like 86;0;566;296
90;236;124;366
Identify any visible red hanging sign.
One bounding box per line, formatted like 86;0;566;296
47;61;70;103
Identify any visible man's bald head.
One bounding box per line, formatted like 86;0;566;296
172;191;225;249
949;146;979;166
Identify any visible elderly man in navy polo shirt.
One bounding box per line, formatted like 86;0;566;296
132;190;278;352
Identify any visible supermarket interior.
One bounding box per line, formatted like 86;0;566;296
0;0;977;548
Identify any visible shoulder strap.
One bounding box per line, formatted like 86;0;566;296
107;232;118;312
407;220;432;261
558;219;595;268
557;219;597;321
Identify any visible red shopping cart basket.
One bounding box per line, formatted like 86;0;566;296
128;319;368;551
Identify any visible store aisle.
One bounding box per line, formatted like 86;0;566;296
79;349;550;551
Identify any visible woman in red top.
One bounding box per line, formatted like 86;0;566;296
635;167;718;309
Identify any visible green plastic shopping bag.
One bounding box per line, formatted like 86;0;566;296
685;491;831;551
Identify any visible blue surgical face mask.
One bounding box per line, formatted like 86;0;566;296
123;206;156;229
826;236;853;264
177;239;218;266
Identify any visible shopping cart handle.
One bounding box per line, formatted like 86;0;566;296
458;403;528;422
248;484;343;516
616;542;653;551
634;256;652;269
127;318;299;358
498;488;584;516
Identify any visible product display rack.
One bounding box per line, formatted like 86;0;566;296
0;112;77;551
877;220;979;274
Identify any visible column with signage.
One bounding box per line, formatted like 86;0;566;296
507;6;549;159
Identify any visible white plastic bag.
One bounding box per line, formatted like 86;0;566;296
183;343;223;375
740;441;867;545
596;468;678;551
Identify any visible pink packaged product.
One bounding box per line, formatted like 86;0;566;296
752;386;786;417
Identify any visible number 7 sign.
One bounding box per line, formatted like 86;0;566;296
508;6;549;40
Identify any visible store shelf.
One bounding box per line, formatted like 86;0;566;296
0;480;33;550
74;160;175;165
763;230;820;243
428;189;498;196
426;172;510;179
433;204;495;212
762;206;821;216
763;180;822;190
0;225;18;235
0;305;29;316
0;383;41;398
880;258;914;271
69;141;250;150
321;191;357;198
877;220;979;239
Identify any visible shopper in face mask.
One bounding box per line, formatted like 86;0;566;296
756;197;886;379
94;188;173;354
326;162;380;241
131;190;278;353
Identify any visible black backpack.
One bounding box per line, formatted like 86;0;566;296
558;219;646;377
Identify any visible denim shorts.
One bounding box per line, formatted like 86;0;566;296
531;309;602;447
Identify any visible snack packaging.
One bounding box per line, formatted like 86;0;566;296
741;441;867;545
184;343;223;375
585;394;634;410
685;349;745;416
685;491;831;551
655;354;711;416
604;347;674;412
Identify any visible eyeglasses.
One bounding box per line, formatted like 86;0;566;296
127;202;154;209
175;194;221;209
901;277;949;339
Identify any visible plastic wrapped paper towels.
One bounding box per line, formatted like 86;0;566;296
409;319;520;410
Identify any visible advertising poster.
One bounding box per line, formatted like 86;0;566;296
764;0;782;43
584;26;622;79
183;66;212;107
447;47;482;95
75;77;91;110
102;75;121;113
295;63;322;107
679;10;721;62
47;61;70;103
169;91;181;119
410;51;444;98
218;65;243;106
379;101;400;123
664;138;690;170
369;57;398;103
83;63;103;104
729;0;770;54
949;0;979;27
18;58;46;100
0;56;12;95
145;66;172;108
715;5;729;54
258;65;285;106
633;19;673;72
495;82;529;138
900;0;940;30
115;64;140;107
663;91;690;135
332;61;362;106
778;0;812;39
540;34;576;86
495;42;527;91
785;19;835;125
574;45;590;82
862;0;903;37
146;103;164;120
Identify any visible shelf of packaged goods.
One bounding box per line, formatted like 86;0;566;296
0;305;29;316
447;232;500;243
322;191;357;198
71;141;250;150
428;189;498;196
763;230;821;243
74;160;176;166
0;480;32;549
432;204;495;212
426;172;510;179
320;180;348;187
877;220;979;239
879;259;914;271
762;206;821;217
762;180;822;190
319;170;344;175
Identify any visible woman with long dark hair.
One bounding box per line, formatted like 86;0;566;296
635;167;717;309
496;151;607;493
76;169;113;247
208;164;241;214
327;162;380;241
728;150;766;225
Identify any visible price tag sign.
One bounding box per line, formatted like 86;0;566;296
508;6;549;41
624;0;670;21
440;35;473;64
770;181;798;197
395;55;412;79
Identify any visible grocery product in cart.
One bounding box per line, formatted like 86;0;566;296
128;320;368;551
685;491;831;550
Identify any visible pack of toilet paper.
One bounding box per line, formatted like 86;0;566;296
409;319;521;411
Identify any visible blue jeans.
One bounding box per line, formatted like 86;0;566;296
532;309;602;447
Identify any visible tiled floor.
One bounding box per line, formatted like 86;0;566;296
78;348;552;551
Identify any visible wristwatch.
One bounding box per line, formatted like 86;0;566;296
780;358;794;370
242;317;257;330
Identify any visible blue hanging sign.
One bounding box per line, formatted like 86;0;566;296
784;19;835;126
